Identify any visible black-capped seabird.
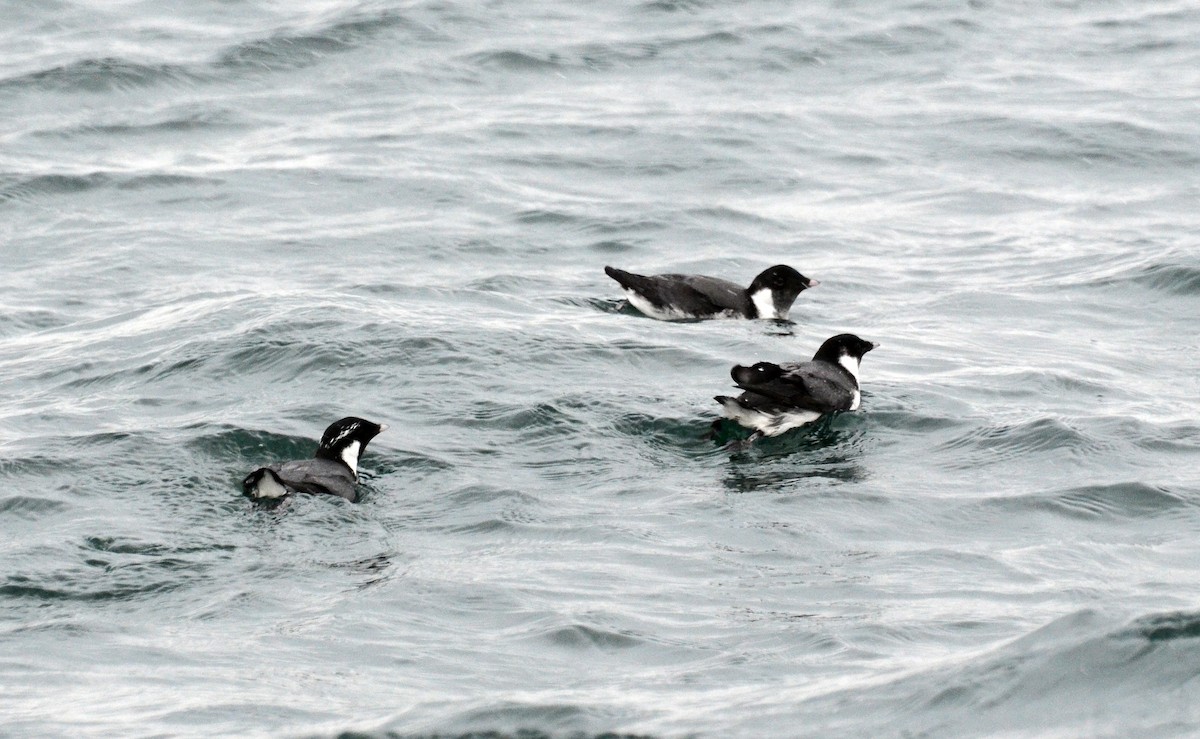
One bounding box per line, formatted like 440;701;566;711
715;333;878;440
604;264;818;321
242;417;387;503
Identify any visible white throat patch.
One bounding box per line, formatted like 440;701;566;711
837;353;861;385
749;288;780;320
340;440;361;478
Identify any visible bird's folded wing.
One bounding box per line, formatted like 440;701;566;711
735;370;849;413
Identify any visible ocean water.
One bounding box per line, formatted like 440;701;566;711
2;0;1200;736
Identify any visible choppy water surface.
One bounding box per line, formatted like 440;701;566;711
2;1;1199;736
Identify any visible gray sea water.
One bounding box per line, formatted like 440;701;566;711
3;1;1200;737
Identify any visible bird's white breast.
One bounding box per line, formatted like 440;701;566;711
719;398;822;436
625;290;690;321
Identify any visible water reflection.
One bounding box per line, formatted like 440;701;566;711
718;414;872;492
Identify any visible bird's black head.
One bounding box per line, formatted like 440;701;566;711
811;333;879;365
314;416;388;474
747;265;819;319
732;361;783;387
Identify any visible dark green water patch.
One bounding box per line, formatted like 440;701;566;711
609;412;720;456
187;425;318;466
719;416;873;490
1133;611;1200;642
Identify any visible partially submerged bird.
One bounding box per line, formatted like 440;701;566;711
604;264;818;321
242;417;387;503
715;333;878;441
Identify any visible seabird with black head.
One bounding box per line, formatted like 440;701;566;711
604;264;818;321
715;333;878;441
242;416;387;503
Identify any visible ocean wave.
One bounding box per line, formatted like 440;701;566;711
986;117;1200;167
387;731;656;739
841;22;963;56
0;171;219;203
610;411;718;453
434;702;644;739
1131;262;1200;295
639;0;710;13
1133;610;1200;642
0;495;70;519
46;108;245;137
1075;259;1200;296
936;416;1112;468
187;425;319;469
0;307;68;337
466;49;569;72
0;535;223;603
0;172;111;201
464;26;774;74
534;622;645;651
215;9;420;72
426;483;547;535
456;399;583;439
985;481;1190;520
0;56;203;92
0;577;183;603
3;7;425;96
781;608;1200;735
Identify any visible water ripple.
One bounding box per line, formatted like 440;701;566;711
937;416;1113;468
0;171;220;203
986;481;1191;520
0;57;204;92
1131;262;1200;295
